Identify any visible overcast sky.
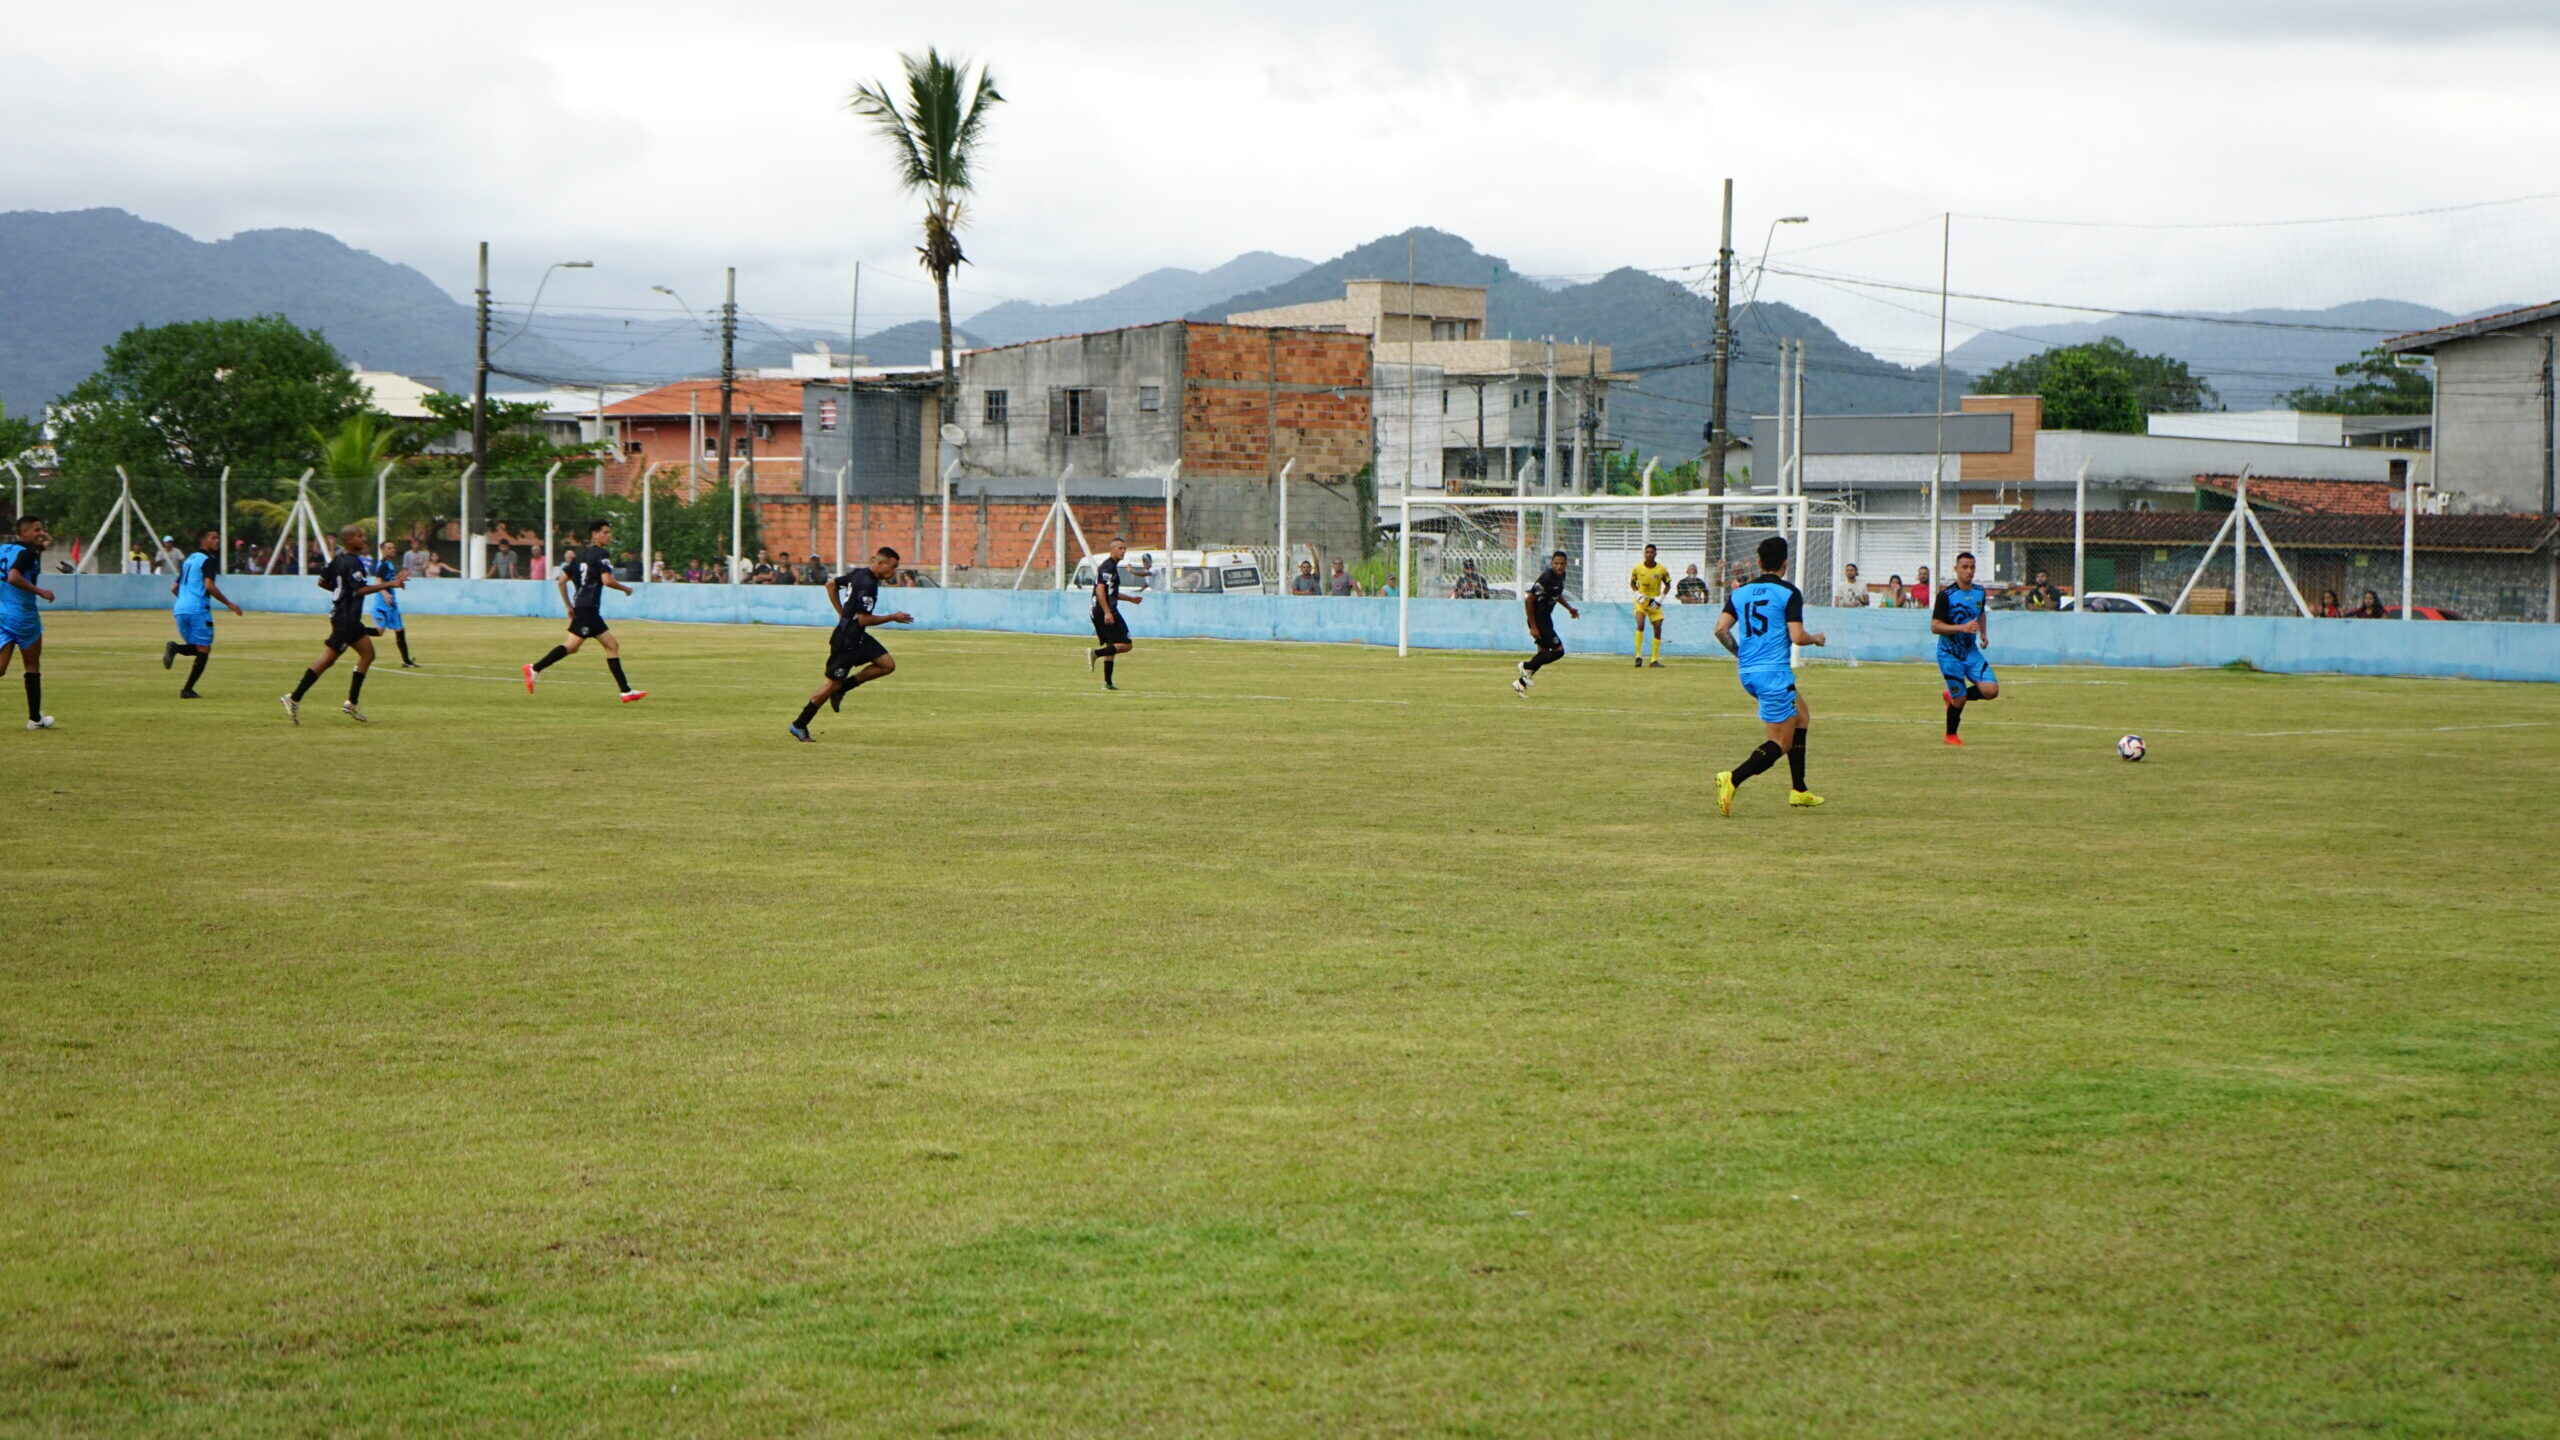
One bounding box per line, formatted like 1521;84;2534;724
7;0;2557;364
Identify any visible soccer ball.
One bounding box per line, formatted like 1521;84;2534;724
2117;734;2147;762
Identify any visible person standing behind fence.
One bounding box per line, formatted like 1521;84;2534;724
1326;560;1354;596
1676;564;1709;605
1451;559;1490;599
1834;563;1868;607
1291;561;1321;595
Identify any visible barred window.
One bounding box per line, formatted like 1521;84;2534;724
984;390;1008;425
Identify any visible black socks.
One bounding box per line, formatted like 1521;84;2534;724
22;673;38;721
291;668;320;702
184;652;209;692
1965;683;1985;701
794;699;823;727
395;632;413;664
347;669;367;703
607;658;631;693
532;645;569;673
1947;704;1963;736
1788;726;1809;790
1090;646;1111;659
1102;658;1115;684
1732;739;1784;786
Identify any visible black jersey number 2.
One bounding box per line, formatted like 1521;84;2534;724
1744;599;1771;637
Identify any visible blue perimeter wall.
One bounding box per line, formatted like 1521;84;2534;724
48;574;2560;683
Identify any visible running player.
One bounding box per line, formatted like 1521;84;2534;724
525;519;645;702
1511;550;1579;696
1084;537;1143;691
1629;542;1672;667
0;514;56;730
162;528;243;698
282;526;401;724
788;546;913;741
1713;535;1827;815
369;550;417;668
1932;550;1999;745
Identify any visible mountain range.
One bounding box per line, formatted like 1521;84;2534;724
1944;299;2496;410
0;208;2500;460
0;208;592;417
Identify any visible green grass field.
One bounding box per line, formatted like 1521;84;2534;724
7;609;2558;1437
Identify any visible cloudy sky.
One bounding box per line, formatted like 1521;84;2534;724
7;0;2557;363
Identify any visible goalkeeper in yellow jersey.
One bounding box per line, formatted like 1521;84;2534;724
1628;543;1673;667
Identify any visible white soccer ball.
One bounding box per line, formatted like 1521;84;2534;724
2117;734;2147;762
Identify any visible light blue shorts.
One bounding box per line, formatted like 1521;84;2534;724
1938;649;1995;698
174;610;214;648
0;614;39;649
1738;667;1799;725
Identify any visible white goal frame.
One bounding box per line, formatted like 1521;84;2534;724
1393;491;1843;656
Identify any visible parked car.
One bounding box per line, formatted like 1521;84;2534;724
2060;592;2178;615
1069;549;1262;596
2381;605;2463;620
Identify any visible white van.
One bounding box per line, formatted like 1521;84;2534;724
1070;549;1263;596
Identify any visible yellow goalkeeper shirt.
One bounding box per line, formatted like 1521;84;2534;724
1630;562;1672;604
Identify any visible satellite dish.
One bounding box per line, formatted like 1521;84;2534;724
939;423;966;446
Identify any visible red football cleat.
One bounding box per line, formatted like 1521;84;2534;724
618;690;648;704
523;664;537;693
1943;734;1965;746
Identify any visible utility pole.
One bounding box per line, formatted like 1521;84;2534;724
2543;334;2555;519
471;240;491;521
1581;348;1601;493
1704;179;1735;496
718;266;738;485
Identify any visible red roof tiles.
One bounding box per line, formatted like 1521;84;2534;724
2192;474;2400;516
603;379;807;418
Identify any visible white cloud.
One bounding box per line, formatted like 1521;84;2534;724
4;0;2555;362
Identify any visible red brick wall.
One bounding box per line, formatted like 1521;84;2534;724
741;497;1166;573
1179;323;1370;481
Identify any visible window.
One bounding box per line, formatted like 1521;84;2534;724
1051;386;1108;438
984;389;1008;425
1440;390;1449;414
1431;319;1468;341
817;398;839;432
1139;385;1162;412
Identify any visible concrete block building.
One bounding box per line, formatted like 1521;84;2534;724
939;320;1374;557
2384;301;2559;516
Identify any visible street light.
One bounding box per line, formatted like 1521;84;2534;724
1746;217;1809;309
493;260;594;356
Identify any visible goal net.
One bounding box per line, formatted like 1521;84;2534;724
1391;492;1848;655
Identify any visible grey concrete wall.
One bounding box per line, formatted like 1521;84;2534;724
948;325;1186;481
2434;321;2557;514
1184;476;1371;560
2017;541;2556;621
800;384;927;499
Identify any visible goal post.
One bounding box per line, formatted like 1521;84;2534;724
1394;492;1842;656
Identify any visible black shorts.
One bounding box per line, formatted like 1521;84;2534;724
324;614;370;652
568;608;610;639
826;625;888;679
1091;608;1131;646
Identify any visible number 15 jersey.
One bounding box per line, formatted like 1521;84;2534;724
1721;574;1803;674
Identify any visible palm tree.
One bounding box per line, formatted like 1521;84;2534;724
849;48;1004;408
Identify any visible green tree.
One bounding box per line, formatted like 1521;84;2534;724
405;392;585;476
850;48;1004;408
1975;337;2217;419
2030;349;2146;433
48;315;365;537
2280;346;2433;416
0;400;38;475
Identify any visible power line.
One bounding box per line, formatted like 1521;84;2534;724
1958;190;2560;232
1760;263;2411;334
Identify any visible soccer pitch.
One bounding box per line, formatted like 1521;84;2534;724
8;610;2558;1436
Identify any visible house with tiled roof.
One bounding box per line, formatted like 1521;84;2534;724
2383;300;2559;516
603;379;811;482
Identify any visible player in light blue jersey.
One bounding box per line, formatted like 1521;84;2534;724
1712;534;1827;816
1931;550;1999;745
162;528;245;698
368;552;417;668
0;513;57;729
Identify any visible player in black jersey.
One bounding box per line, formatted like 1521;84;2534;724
281;526;403;724
1084;536;1144;690
1511;550;1580;697
524;519;646;702
787;546;913;741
